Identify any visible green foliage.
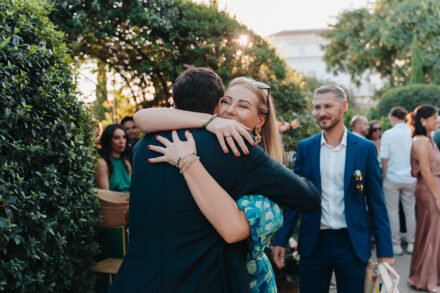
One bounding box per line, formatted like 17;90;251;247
410;38;425;84
322;0;440;86
92;59;110;121
280;107;321;154
49;0;307;116
374;84;440;118
101;90;137;127
0;0;99;291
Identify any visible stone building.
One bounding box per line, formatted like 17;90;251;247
268;29;386;109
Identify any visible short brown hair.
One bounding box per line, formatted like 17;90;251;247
350;115;367;130
314;85;347;100
172;67;224;114
389;106;408;120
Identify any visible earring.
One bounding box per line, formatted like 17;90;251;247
254;126;262;144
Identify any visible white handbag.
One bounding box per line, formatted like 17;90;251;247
365;260;400;293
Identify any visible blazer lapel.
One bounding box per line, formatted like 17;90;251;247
344;132;357;194
313;133;322;192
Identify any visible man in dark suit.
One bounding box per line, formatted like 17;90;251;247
109;67;321;292
272;85;394;293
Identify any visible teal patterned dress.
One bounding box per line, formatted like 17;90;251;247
237;195;283;293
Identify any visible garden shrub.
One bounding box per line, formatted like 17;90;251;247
374;84;440;118
0;0;99;291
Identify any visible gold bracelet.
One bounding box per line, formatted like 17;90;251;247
180;156;200;174
204;114;218;128
176;151;197;168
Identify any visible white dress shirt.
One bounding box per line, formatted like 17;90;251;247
320;128;348;229
379;123;416;183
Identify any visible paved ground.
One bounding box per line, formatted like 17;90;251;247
385;251;418;293
328;247;439;292
372;247;439;293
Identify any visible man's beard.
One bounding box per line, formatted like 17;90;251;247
317;115;341;130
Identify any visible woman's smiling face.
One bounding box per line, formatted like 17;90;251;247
216;85;266;130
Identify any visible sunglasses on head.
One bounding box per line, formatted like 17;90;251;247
253;81;271;98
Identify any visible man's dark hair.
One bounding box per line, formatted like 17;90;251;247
121;116;134;125
407;104;438;137
172;67;224;114
389;106;408;120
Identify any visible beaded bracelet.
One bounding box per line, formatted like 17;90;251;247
180;156;200;174
203;114;218;128
176;151;197;168
178;154;197;169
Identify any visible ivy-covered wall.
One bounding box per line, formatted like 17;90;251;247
0;0;99;291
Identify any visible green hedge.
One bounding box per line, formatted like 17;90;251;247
0;0;99;291
375;84;440;118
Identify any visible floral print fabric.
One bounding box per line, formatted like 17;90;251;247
237;195;283;293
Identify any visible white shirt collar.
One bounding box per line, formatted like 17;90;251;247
321;127;348;148
393;122;406;128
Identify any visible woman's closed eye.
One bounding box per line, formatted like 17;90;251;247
220;99;232;105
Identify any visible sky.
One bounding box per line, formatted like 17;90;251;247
195;0;372;36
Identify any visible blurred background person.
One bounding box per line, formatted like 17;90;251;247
350;115;369;138
432;112;440;150
367;120;382;155
407;104;440;292
367;120;382;169
121;116;140;163
121;116;140;148
95;124;131;194
380;106;416;255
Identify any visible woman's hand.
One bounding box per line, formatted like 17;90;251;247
205;117;255;156
148;130;196;167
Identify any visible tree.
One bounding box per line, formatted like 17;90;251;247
0;0;99;291
49;0;178;105
322;0;440;86
410;37;425;84
374;84;440;118
49;0;306;114
92;59;110;121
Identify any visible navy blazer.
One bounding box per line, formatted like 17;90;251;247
109;129;320;293
274;131;393;262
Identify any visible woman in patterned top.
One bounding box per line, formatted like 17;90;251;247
135;77;284;292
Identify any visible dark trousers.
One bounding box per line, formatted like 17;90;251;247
299;229;367;293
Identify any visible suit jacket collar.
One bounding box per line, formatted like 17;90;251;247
344;131;358;193
311;134;322;192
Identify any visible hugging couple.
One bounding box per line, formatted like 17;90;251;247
108;67;321;292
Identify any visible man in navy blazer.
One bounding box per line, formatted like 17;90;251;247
272;85;394;293
109;67;321;292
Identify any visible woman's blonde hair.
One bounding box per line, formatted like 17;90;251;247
228;77;284;163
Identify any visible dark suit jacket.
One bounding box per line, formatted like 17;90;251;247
274;131;393;262
109;129;320;293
